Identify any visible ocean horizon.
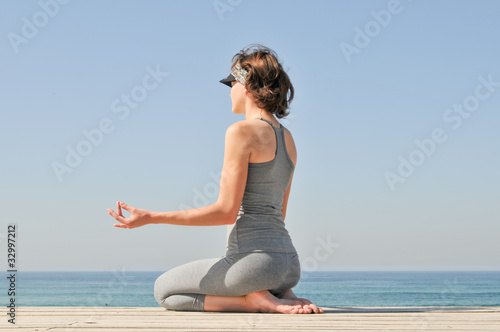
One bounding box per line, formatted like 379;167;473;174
6;270;499;308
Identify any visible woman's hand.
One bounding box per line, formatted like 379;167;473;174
107;201;152;229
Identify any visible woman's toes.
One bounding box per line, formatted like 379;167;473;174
245;290;324;314
307;304;318;313
309;305;324;314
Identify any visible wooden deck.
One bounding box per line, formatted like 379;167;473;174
2;306;499;331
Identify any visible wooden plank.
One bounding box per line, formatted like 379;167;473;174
2;306;499;331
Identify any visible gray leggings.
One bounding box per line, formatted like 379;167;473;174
154;251;301;311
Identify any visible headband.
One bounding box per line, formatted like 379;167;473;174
232;64;249;85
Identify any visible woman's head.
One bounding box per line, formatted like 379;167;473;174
230;44;294;118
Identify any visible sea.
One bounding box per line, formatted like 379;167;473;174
6;271;499;307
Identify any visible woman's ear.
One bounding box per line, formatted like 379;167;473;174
243;86;251;96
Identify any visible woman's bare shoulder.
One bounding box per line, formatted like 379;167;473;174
283;126;297;165
225;120;257;145
226;119;258;134
227;119;266;136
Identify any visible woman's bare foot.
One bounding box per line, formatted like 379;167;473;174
277;289;298;300
276;289;324;314
204;289;323;314
244;290;308;314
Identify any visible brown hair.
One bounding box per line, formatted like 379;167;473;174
231;44;294;118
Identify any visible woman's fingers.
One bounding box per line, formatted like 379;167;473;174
119;201;132;212
107;202;148;230
107;207;127;224
113;223;130;229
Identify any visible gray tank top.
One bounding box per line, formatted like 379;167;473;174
226;117;297;255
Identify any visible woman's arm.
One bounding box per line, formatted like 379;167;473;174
281;172;293;222
148;201;233;227
108;121;252;228
281;128;297;223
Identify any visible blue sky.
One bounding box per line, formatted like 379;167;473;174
1;0;499;271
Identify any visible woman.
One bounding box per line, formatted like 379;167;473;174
107;45;323;314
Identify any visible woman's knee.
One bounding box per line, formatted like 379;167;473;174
153;272;172;306
163;294;205;311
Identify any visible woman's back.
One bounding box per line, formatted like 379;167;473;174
247;118;297;167
226;117;297;255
